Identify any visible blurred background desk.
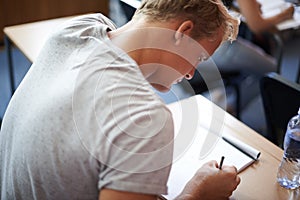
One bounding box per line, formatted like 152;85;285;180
0;0;109;43
4;17;74;63
167;95;299;200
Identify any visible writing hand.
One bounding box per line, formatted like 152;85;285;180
175;160;240;200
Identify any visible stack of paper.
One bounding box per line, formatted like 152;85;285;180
161;126;261;200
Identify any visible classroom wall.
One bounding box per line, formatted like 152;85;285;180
0;0;109;43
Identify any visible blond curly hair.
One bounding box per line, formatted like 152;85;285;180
133;0;240;42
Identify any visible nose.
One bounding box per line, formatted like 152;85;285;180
185;68;195;80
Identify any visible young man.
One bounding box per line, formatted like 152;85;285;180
0;0;240;199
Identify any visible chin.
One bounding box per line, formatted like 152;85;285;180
152;83;171;93
158;87;170;93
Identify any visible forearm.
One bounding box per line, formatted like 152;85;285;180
245;15;278;34
237;0;294;34
174;182;205;200
264;7;295;28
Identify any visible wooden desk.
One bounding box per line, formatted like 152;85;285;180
3;16;74;95
166;95;299;200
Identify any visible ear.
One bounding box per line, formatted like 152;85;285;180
174;20;194;45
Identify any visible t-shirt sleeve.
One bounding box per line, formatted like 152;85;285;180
97;104;174;195
60;16;175;195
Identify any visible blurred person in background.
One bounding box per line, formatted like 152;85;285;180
189;0;295;134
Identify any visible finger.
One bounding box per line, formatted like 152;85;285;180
232;165;238;173
221;165;238;173
236;175;241;185
211;160;218;168
204;160;218;167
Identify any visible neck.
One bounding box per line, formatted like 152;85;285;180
108;19;146;64
107;17;178;79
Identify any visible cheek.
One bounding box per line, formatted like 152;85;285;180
160;52;195;77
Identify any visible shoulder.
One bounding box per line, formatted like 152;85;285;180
49;13;117;40
64;13;117;30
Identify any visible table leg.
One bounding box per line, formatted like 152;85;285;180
297;57;300;83
4;35;15;97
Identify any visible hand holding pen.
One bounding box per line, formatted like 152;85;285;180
175;159;240;200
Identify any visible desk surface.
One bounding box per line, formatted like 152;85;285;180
167;95;299;200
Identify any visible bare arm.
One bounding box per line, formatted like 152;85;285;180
237;0;294;34
99;189;158;200
99;161;240;200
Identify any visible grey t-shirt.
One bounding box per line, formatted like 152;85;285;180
0;14;174;200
